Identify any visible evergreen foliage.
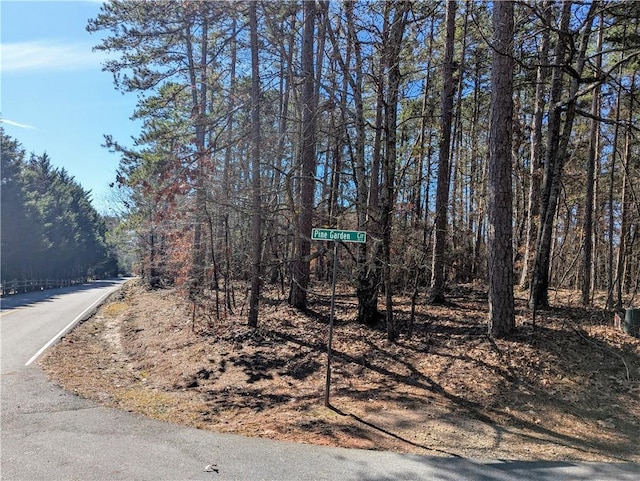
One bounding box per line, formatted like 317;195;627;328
86;1;640;332
1;128;118;287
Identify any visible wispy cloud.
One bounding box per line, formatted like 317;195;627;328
0;119;37;130
1;40;104;73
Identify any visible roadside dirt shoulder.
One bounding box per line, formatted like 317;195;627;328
40;281;640;461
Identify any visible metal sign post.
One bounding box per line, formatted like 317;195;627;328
324;241;339;407
311;228;366;407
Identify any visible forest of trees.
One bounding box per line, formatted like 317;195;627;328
87;0;640;338
0;128;118;289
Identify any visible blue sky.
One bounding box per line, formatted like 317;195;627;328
1;0;140;213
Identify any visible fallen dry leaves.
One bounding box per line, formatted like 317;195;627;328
41;280;640;461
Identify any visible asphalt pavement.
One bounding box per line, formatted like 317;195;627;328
1;280;638;480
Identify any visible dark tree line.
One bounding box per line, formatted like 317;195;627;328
88;1;640;338
1;128;118;287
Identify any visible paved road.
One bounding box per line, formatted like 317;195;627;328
2;280;639;480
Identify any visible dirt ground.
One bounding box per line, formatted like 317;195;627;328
40;280;640;461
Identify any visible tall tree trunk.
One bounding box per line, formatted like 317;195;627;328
449;1;470;275
354;5;386;326
185;11;208;299
488;0;515;337
408;15;437;327
381;1;410;341
248;1;262;327
471;49;486;278
289;0;317;309
340;3;381;326
581;13;603;306
430;0;457;304
520;0;551;291
615;71;635;308
223;16;238;314
530;1;571;310
415;16;436;229
264;9;296;287
606;85;622;308
530;0;597;309
616;152;629;309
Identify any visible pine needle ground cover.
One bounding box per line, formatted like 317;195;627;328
41;281;640;461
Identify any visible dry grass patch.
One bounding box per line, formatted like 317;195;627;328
41;280;640;461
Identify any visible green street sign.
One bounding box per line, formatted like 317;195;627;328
311;228;366;243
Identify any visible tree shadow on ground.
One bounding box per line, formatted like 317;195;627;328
0;279;123;311
192;285;639;460
261;289;640;461
326;403;461;457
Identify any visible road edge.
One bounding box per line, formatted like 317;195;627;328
25;281;126;366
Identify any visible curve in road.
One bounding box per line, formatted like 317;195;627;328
2;280;638;480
